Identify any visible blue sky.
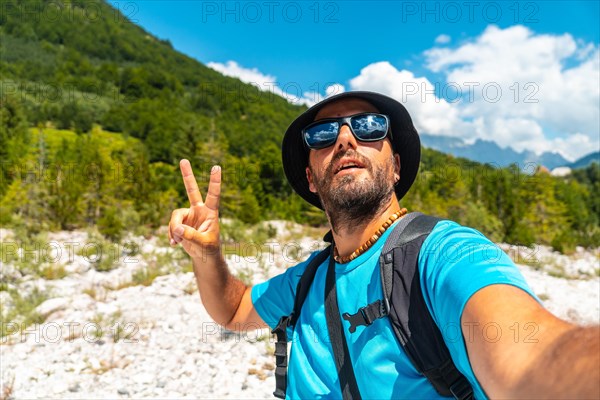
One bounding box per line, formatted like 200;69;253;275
108;1;600;161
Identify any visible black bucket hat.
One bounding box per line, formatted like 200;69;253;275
281;91;421;210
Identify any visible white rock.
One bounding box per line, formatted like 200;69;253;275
133;372;155;384
0;291;13;316
550;166;571;177
96;302;119;316
35;297;70;319
0;262;20;281
64;255;92;274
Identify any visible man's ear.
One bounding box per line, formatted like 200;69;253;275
393;153;401;184
306;166;317;193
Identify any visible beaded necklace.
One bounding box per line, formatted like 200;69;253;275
333;208;408;264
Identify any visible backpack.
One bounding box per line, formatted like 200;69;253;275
271;213;474;400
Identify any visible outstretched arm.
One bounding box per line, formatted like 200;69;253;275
169;159;267;331
462;284;599;398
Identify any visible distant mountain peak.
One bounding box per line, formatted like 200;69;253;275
420;134;572;169
566;151;600;169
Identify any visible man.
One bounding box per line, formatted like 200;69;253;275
169;91;599;398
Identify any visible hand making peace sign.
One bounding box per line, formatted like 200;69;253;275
169;159;222;258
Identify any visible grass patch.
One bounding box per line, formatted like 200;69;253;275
221;220;280;246
279;222;327;243
152;248;188;272
78;239;120;272
114;247;188;290
82;285;109;301
0;241;20;264
0;234;53;276
1;287;48;338
113;268;161;290
548;268;569;279
89;310;130;343
38;264;68;280
1;233;70;281
130;265;163;287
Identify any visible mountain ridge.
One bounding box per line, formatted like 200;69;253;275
567;151;600;169
420;133;597;170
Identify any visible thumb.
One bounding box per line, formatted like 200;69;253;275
174;224;196;242
175;224;220;249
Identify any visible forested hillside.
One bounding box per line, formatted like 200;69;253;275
1;0;598;251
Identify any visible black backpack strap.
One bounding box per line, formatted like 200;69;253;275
271;317;291;399
291;246;331;325
380;212;426;307
380;214;474;400
271;246;331;399
325;248;362;400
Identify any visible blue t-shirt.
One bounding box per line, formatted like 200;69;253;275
251;219;535;399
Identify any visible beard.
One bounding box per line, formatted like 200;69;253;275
309;149;396;234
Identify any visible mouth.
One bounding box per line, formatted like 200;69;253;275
334;158;366;175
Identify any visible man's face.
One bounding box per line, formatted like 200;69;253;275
305;98;400;214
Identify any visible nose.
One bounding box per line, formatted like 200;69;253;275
334;123;358;151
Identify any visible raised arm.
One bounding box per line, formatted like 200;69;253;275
462;284;599;398
169;159;267;331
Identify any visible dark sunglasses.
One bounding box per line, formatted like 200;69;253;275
302;113;391;150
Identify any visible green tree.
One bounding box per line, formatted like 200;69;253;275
0;96;31;195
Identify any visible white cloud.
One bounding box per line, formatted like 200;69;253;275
207;60;319;106
548;133;597;161
481;117;545;154
207;26;599;161
434;34;451;45
421;25;599;160
207;60;275;85
348;61;472;138
325;83;346;98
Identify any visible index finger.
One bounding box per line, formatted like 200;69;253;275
180;159;203;206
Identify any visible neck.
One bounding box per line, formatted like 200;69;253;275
328;197;402;259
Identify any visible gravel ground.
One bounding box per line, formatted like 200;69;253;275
1;226;598;399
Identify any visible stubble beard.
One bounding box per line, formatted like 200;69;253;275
309;150;396;234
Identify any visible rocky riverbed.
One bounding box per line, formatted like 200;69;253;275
1;223;598;399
